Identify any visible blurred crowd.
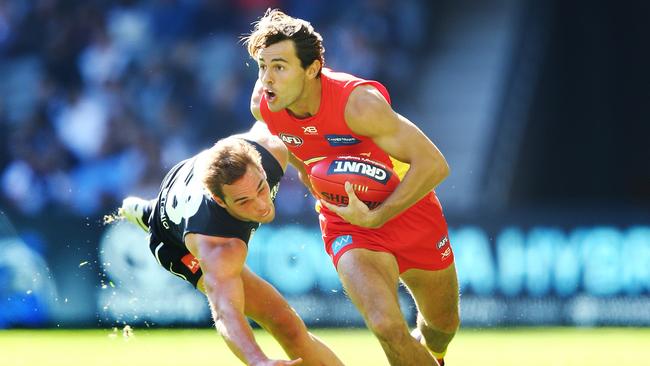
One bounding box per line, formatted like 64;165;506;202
0;0;431;217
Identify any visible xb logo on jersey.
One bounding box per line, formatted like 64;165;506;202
279;133;304;147
301;126;318;135
441;247;452;261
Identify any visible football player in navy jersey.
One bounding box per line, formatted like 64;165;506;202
119;122;343;366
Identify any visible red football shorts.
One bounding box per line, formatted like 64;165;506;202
319;192;454;273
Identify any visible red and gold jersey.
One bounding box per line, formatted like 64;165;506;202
261;68;453;273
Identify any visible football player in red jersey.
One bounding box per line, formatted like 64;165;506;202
244;9;459;366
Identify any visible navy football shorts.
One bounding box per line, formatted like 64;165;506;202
148;234;203;288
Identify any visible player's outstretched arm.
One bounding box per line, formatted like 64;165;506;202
339;85;449;228
185;233;303;366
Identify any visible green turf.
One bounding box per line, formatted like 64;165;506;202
1;327;649;365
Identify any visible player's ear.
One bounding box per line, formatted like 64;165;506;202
306;59;321;79
212;194;227;208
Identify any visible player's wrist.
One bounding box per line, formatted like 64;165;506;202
248;353;270;365
366;209;387;228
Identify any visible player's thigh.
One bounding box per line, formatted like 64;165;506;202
336;248;404;326
240;266;306;332
400;262;460;332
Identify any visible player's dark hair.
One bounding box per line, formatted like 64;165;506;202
243;9;325;76
203;139;262;201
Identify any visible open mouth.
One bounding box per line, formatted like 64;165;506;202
261;209;271;217
265;89;277;103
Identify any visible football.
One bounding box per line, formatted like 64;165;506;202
308;155;400;209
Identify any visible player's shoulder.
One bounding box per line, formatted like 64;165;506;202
184;232;248;264
186;232;247;247
186;195;255;241
322;67;357;82
345;84;391;120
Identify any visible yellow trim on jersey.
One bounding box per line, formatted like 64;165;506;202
303;156;327;166
389;156;410;180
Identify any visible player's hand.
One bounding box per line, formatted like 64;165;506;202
322;182;383;228
253;357;303;366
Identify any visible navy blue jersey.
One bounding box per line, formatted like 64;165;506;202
149;140;283;249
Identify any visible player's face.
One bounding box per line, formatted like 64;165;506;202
217;164;275;223
257;40;307;112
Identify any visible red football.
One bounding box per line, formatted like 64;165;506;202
308;155;400;209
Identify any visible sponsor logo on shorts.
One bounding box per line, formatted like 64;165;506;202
327;159;391;184
325;134;362;146
436;235;449;250
181;253;201;274
320;192;381;209
279;133;303;147
441;247;452;261
331;235;353;256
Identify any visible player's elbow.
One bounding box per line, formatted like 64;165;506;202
426;153;450;185
436;158;450;180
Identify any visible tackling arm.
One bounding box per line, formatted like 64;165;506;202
185;234;302;366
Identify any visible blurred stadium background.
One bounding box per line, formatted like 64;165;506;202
1;0;649;364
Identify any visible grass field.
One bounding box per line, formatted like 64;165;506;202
1;327;649;365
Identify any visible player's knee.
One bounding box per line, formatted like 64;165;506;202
421;316;459;336
419;307;460;335
367;316;409;344
418;317;458;352
436;314;460;335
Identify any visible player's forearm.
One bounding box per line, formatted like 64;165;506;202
212;303;267;365
204;276;267;365
375;156;449;223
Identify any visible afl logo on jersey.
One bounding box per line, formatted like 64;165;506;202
279;133;303;147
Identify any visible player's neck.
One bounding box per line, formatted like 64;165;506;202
287;77;321;119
